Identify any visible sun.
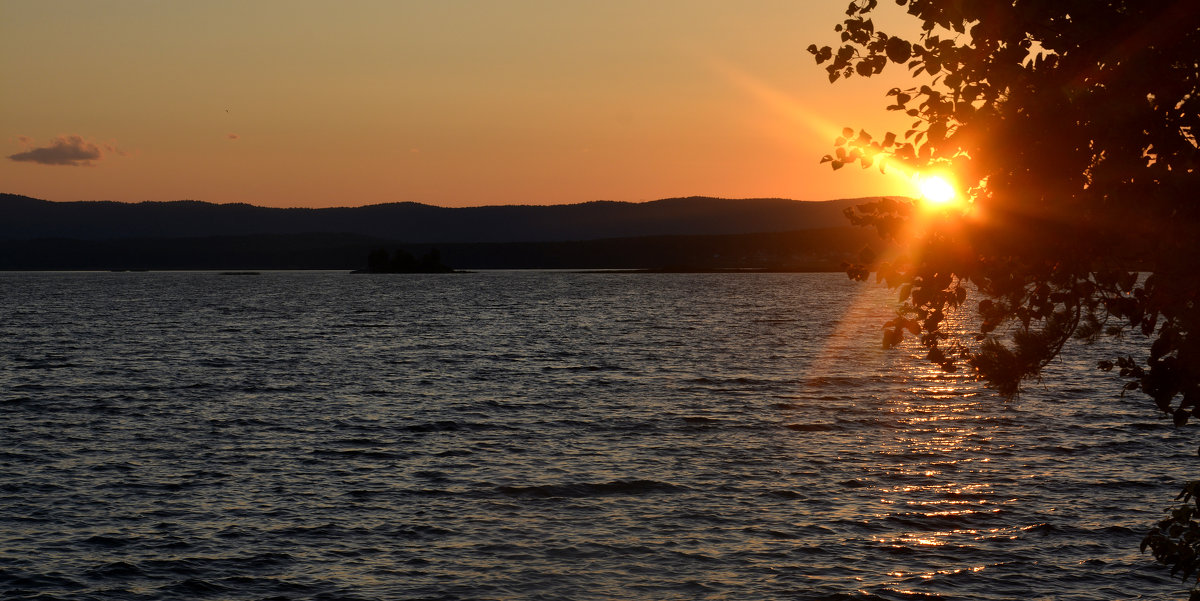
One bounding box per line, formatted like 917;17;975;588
917;174;958;206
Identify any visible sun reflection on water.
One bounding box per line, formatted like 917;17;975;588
790;293;1039;590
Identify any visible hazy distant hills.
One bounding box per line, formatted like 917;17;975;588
0;193;890;270
0;194;867;243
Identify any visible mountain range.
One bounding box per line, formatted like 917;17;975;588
0;194;886;270
0;194;868;243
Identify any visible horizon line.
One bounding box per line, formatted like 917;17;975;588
1;192;905;211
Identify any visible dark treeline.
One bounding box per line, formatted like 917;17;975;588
0;227;881;271
434;227;881;271
359;248;456;273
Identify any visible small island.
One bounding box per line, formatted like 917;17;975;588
352;248;459;273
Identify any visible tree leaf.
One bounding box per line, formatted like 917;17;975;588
885;36;912;63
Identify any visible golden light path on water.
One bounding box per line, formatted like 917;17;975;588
826;217;997;586
792;247;1008;590
709;57;1051;593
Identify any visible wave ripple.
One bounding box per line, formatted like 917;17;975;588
0;271;1189;600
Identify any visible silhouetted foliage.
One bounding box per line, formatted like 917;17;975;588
359;248;455;273
367;248;390;272
389;249;417;272
812;0;1200;592
419;248;443;272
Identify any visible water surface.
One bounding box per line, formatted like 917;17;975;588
0;271;1191;600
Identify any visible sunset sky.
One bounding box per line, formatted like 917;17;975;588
2;1;924;208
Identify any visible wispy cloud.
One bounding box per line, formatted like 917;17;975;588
8;135;119;166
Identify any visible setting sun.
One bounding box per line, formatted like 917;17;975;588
917;175;958;206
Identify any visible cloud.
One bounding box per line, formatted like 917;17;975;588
227;133;240;140
8;135;114;166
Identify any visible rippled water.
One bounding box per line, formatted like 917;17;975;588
0;270;1194;600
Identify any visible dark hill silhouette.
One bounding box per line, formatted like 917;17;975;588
0;228;882;271
0;193;872;243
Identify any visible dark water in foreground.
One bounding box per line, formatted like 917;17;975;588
0;271;1194;600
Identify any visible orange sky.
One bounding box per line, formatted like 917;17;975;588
1;1;926;208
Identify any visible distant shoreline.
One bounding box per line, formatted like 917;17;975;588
0;267;844;274
575;266;848;274
0;228;879;272
0;192;887;271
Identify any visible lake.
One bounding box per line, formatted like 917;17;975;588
0;270;1192;600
